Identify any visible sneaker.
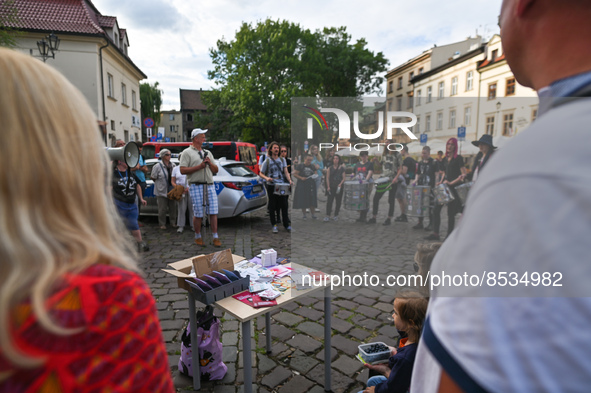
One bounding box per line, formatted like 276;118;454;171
424;233;440;241
138;222;144;227
272;225;279;233
315;208;320;213
311;215;318;220
367;218;376;224
213;238;222;247
137;242;149;252
323;217;330;222
333;216;339;221
286;226;292;232
194;238;204;246
177;227;184;233
394;215;408;222
160;226;167;230
383;218;391;226
412;223;424;230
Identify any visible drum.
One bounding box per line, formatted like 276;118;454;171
374;177;392;193
273;182;291;196
343;180;370;211
406;186;431;217
433;183;455;205
455;181;473;205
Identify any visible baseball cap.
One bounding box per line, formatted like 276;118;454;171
191;128;208;139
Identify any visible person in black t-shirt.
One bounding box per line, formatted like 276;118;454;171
412;146;439;230
325;154;346;221
353;151;374;223
426;138;467;240
394;145;416;222
112;160;148;251
293;153;318;219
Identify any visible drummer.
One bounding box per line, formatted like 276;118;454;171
354;150;374;223
367;141;402;225
471;134;496;182
412;145;440;231
425;137;466;241
260;141;293;233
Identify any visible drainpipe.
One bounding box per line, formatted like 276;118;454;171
99;38;110;145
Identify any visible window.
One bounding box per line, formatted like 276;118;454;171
170;125;175;133
438;82;445;99
132;90;137;110
464;106;472;126
416;90;422;106
436;112;443;130
388;100;392;111
503;113;514;136
389;81;393;93
398;77;403;89
427;86;432;103
110;120;115;131
124;130;128;142
407;94;413;109
415;116;420;133
107;74;114;98
451;77;458;96
506;78;516;96
425;114;431;131
449;110;456;128
169;114;175;121
532;108;538;122
486;116;495;135
491;49;498;62
466;71;473;91
418;67;424;75
121;83;127;105
187;113;193;121
488;83;497;100
409;71;414;82
114;32;119;47
397;96;402;111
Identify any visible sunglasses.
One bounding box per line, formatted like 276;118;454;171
281;150;287;153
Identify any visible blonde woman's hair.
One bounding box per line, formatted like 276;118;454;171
0;48;140;367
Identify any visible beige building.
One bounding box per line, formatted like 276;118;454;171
3;0;147;146
159;110;183;142
477;34;538;143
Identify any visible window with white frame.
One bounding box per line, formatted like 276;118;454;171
427;86;432;103
121;83;127;105
438;82;445;99
449;110;456;128
132;90;137;110
107;74;114;98
451;77;458;96
488;82;497;100
169;114;175;121
426;114;431;131
466;71;473;91
170;125;175;133
503;113;514;136
436;112;443;130
486;116;495;135
464;106;472;126
416;90;422;106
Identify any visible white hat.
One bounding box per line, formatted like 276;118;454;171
191;128;208;139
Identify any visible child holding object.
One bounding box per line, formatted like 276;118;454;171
360;289;428;393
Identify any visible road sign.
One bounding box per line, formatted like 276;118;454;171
420;133;428;145
165;137;170;142
150;136;157;142
144;118;154;128
157;133;163;141
457;126;466;141
146;128;152;138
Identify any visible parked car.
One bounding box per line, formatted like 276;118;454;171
142;158;267;219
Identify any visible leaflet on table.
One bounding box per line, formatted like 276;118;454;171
235;260;293;296
232;291;277;308
291;267;329;290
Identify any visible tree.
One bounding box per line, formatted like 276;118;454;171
0;0;21;48
208;19;388;147
140;81;162;127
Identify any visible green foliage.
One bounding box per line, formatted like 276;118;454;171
207;19;388;146
0;0;22;48
140;82;163;127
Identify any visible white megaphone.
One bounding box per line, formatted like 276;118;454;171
106;142;139;168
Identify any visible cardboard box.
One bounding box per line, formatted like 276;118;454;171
162;249;246;291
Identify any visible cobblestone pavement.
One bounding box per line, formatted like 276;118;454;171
140;189;449;392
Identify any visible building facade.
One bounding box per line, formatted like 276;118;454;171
180;89;209;141
159;110;183;142
2;0;147;146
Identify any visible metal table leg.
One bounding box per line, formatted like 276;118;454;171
242;319;252;393
265;312;272;354
187;292;201;391
324;286;331;392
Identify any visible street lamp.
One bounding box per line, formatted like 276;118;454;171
495;101;501;136
31;33;60;62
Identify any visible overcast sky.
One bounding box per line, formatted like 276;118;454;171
91;0;502;111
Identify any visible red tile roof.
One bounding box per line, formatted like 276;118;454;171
478;53;506;69
1;0;107;34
